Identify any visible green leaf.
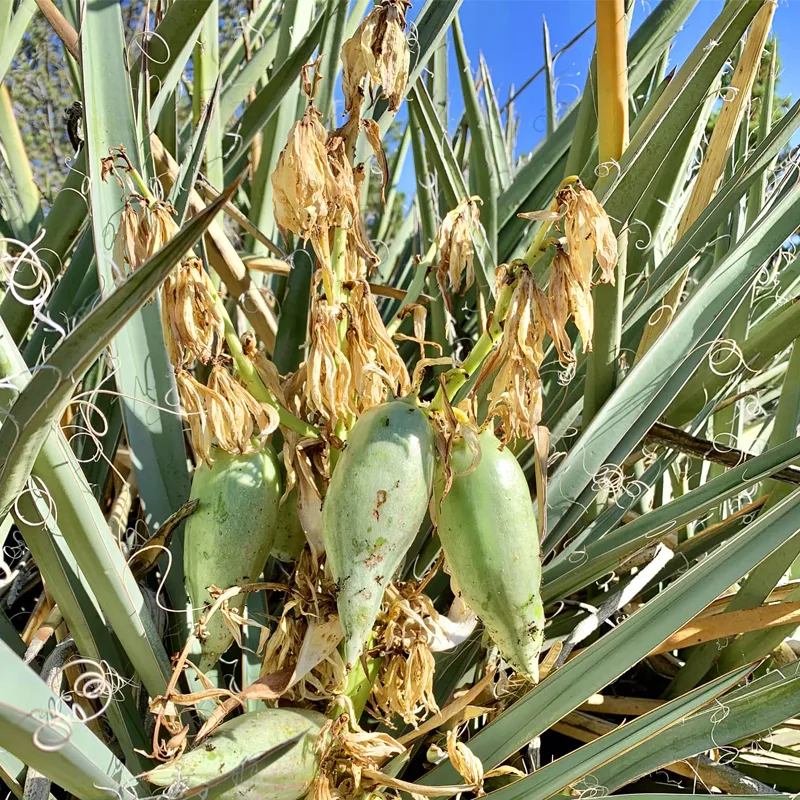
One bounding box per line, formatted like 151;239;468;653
218;2;280;125
594;0;761;229
542;433;800;602
0;83;42;240
594;661;800;792
273;248;313;374
452;15;498;260
222;9;324;174
0;150;89;343
0;0;36;84
316;0;349;124
481;667;751;800
0;638;145;799
139;0;213;124
0;182;236;524
191;1;224;190
478;55;511;191
82;0;192;542
171;75;222;223
542;15;556;136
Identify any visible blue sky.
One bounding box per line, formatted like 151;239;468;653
402;0;798;166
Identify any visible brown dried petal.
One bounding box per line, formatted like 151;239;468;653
271;108;333;242
484;270;546;443
340;0;410;114
362;119;389;203
437;196;481;296
563;182;617;286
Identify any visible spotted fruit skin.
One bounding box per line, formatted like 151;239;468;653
434;429;544;682
185;447;281;671
323;399;435;668
145;708;324;800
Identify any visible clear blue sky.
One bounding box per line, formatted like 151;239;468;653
403;0;798;164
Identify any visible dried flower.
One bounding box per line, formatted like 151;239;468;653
145;201;180;256
176;369;215;463
206;362;279;455
272;107;335;244
549;246;593;356
559;180;617;286
445;730;524;796
313;712;405;800
437;196;482;296
306;295;357;428
341;0;411;115
114;201;148;272
371;583;439;726
447;729;485;789
481;269;550;443
347;280;411;409
175;363;278;462
161;256;224;366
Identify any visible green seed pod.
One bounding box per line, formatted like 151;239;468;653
272;487;307;563
145;708;325;800
323;399;435;669
185;446;281;671
434;428;544;682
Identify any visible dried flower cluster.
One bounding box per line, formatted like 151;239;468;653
481;268;553;443
260;550;344;704
110;173;281;464
370;583;439;726
341;0;412;115
175;366;279;463
483;182;617;443
446;729;524;795
312;713;405;800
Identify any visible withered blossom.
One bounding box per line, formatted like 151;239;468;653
161;256;224;366
114;201;148;272
175;369;215;463
306;295;357;427
481;269;550;444
260;551;343;704
549;246;594;355
144;201;180;257
559;180;618;286
437;195;482;297
340;0;411;115
446;730;524;795
206;362;279;454
347;281;411;404
312;714;405;800
271;107;335;246
175;363;278;463
370;583;439;726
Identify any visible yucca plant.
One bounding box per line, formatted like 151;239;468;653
2;0;800;798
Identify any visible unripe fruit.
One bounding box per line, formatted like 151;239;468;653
145;708;325;800
434;428;544;682
323;399;435;669
185;447;281;671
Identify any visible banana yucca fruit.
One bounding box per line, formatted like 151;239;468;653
144;708;325;800
434;428;545;682
323;399;435;669
185;446;281;671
